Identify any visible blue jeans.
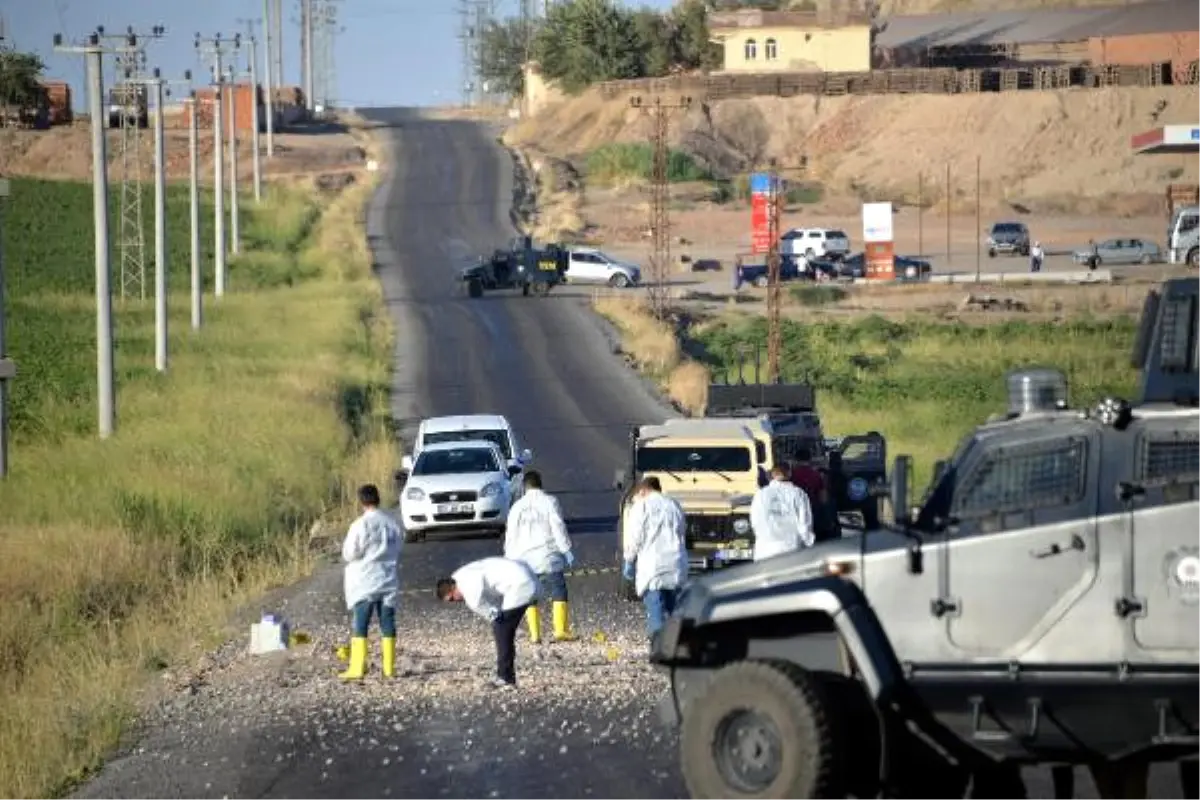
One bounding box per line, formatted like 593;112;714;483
643;588;679;640
538;570;568;602
352;599;396;637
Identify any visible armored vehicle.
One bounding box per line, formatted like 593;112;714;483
459;235;567;298
652;277;1200;799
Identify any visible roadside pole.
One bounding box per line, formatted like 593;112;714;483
248;35;263;201
0;178;12;477
228;65;241;254
262;0;276;157
151;72;169;372
197;34;234;297
188;93;203;329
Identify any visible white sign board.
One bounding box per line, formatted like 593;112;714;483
862;202;894;244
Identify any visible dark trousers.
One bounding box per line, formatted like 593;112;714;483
352;599;396;637
493;605;531;684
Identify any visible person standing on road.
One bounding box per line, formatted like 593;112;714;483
436;556;539;689
622;476;688;646
750;465;815;561
503;470;577;644
1030;240;1045;273
339;484;404;681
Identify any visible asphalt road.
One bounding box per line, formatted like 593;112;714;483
73;109;1190;800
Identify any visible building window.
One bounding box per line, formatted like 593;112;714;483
744;38;757;60
765;38;778;60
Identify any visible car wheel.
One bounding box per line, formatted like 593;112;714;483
804;248;816;260
754;275;769;289
609;273;630;289
1090;257;1101;270
467;278;483;298
1139;253;1153;265
680;660;853;799
1188;248;1198;267
988;249;996;258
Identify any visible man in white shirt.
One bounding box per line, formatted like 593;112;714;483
436;556;539;689
503;470;576;643
750;465;815;561
622;476;689;645
339;484;403;680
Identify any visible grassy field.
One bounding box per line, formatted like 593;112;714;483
0;142;392;797
594;298;1139;489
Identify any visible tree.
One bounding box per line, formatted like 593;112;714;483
669;0;724;72
477;18;534;98
631;8;673;78
534;0;644;92
0;47;45;108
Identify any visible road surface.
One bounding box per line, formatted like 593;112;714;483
73;109;1189;799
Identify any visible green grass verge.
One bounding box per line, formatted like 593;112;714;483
584;142;710;185
0;161;393;797
693;314;1138;487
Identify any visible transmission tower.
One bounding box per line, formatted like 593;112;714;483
630;94;692;320
99;25;165;301
458;0;476;106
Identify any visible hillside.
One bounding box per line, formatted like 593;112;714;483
505;84;1199;214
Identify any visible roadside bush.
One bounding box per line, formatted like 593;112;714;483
584;143;711;185
790;285;847;306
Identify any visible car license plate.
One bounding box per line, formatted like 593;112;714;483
436;503;474;514
717;549;753;561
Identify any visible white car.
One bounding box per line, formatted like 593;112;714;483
412;414;533;474
399;441;520;540
564;247;642;288
780;228;851;261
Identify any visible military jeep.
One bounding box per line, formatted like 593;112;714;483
459;235;567;298
652;277;1200;799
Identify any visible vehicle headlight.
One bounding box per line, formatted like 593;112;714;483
480;482;504;498
405;487;426;502
847;477;869;503
732;517;751;535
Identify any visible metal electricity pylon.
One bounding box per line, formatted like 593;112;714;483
99;25;165;300
630;94;693;320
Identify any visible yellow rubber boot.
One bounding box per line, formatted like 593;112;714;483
552;600;576;642
525;605;542;644
381;637;397;678
338;636;368;680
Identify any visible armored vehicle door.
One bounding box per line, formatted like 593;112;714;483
1122;412;1200;653
936;425;1101;657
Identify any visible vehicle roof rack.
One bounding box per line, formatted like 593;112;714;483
705;383;815;416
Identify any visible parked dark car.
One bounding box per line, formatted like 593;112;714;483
986;221;1031;257
738;257;804;287
806;253;931;281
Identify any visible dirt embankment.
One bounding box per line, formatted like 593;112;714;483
505;84;1199;215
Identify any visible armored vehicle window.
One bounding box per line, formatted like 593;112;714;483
1136;429;1199;507
1157;293;1197;372
637;446;753;473
955;437;1087;516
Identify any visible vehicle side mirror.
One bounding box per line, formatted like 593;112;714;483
520;448;533;465
508;465;523;477
400;454;414;473
891;454;912;527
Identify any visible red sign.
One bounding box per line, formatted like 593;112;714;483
864;241;895;280
751;193;771;255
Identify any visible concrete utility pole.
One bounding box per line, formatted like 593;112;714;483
236;23;263;201
303;0;315;112
54;31;116;438
273;0;284;88
226;64;241;254
196;33;241;296
186;93;202;330
0;178;12;477
261;0;276;157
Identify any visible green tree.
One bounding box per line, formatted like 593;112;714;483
534;0;644;92
0;47;45;108
477;18;534;98
669;0;724;72
631;8;673;78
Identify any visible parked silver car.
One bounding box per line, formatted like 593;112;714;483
1073;237;1163;267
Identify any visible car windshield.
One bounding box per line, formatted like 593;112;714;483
414;447;500;476
423;429;512;459
992;223;1024;234
637;445;753;472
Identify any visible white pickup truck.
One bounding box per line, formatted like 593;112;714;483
780;228;851;261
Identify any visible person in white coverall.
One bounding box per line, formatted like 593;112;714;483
436;556;539;689
503;470;576;643
340;484;404;681
622;476;688;644
750;465;815;561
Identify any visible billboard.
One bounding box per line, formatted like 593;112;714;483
750;172;776;255
862;202;895;280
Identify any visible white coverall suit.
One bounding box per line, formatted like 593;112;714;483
339;507;403;679
623;491;689;640
750;478;815;561
503;488;575;642
452;557;539;686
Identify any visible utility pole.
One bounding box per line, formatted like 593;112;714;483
237;19;264;200
0;178;12;477
766;164;784;384
458;0;475;107
273;0;284;89
303;0;315;113
261;0;276;157
630;94;693;320
974;155;982;282
54;30;117;438
226;64;242;254
100;25;165;301
185;92;202;330
196;33;241;297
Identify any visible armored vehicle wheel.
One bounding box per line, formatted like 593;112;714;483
680;661;849;799
521;282;530;296
467;278;483;298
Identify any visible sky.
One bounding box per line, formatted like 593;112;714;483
1;0;675;109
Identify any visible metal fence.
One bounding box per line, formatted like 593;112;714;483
595;60;1200;101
